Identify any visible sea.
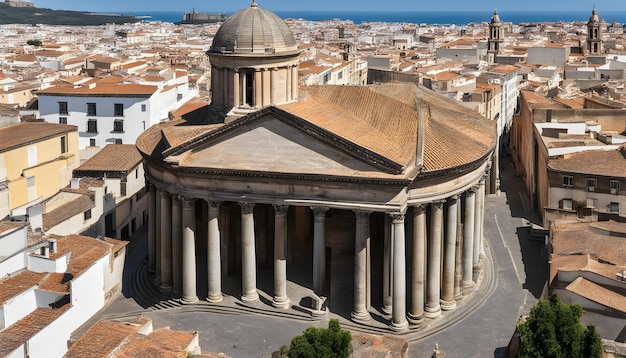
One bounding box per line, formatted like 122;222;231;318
118;10;626;26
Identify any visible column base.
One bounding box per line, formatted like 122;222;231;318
407;312;424;325
159;284;172;295
241;291;259;303
272;296;290;309
382;304;393;315
206;293;223;303
440;298;457;311
147;266;156;274
172;291;182;299
181;295;198;304
351;310;371;323
390;319;409;332
424;305;441;318
463;280;475;296
153;277;161;286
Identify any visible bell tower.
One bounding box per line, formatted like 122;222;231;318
487;9;503;64
587;6;603;55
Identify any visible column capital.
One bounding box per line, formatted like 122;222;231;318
450;194;461;201
206;199;222;208
273;204;289;214
180;196;195;209
311;206;329;218
431;199;446;209
389;212;405;223
159;189;170;199
353;210;372;219
412;203;428;214
468;185;479;194
238;201;255;214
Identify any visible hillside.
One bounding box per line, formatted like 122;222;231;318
0;3;138;25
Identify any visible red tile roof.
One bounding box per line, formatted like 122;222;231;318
0;122;77;153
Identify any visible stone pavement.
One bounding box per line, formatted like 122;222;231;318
80;155;548;357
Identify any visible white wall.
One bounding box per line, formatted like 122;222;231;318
0;252;26;278
34;290;65;308
3;288;37;328
27;253;68;273
0;226;27;258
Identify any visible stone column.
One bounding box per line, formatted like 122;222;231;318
254;70;262;108
181;197;198;303
233;69;240;108
286;66;292;102
441;196;458;310
454;199;464;301
147;184;156;274
240;202;259;302
390;213;408;331
171;194;182;298
479;176;487;259
463;188;476;291
352;210;371;322
425;200;443;318
382;216;393;314
206;200;223;303
154;189;162;285
408;204;426;324
311;207;329;293
291;65;298;100
473;180;484;269
270;68;277;104
273;204;290;309
159;191;172;294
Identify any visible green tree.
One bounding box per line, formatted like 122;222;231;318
517;293;603;358
282;319;352;358
26;39;42;46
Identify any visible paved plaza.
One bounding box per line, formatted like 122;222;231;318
83;155;548;357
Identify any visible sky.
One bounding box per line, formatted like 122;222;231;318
28;0;626;13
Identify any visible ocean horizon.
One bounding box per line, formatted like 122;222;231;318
117;10;626;26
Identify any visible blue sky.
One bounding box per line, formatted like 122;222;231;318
31;0;626;13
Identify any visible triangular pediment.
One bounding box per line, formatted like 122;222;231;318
167;109;405;177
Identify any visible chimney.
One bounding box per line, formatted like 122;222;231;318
48;238;57;253
70;178;80;189
40;245;49;258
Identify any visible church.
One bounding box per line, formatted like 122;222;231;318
136;1;495;331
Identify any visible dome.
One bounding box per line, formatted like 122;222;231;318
209;1;298;55
490;9;501;24
589;7;599;23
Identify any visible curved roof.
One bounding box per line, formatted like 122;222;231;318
209;1;298;56
589;7;599;23
490;9;501;24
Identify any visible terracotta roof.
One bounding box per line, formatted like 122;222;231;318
37;272;70;294
552;221;626;266
0;122;77;153
548;148;626;178
74;144;142;173
566;277;626;313
431;71;459;81
0;270;47;305
0;221;28;235
36;83;158;97
0;305;71;357
42;194;94;231
64;317;150;358
113;328;196;358
171;97;209;118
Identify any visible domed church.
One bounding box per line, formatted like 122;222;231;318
137;1;495;332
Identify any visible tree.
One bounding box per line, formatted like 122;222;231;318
277;319;352;358
517;293;603;358
26;39;42;46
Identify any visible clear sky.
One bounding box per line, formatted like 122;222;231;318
29;0;626;13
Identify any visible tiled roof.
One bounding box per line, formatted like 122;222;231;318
0;305;71;357
75;144;142;173
64;317;150;358
0;270;47;306
566;277;626;313
0;122;77;153
42;194;94;231
37;272;70;294
548;148;626;178
552;221;626;266
36;83;158;97
0;221;27;235
112;328;196;358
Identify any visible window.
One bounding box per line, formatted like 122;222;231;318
58;101;68;115
87;119;97;133
87;102;96;116
113;119;124;132
60;136;66;153
89;138;96;147
561;199;573;210
120;180;127;196
84;209;92;220
610;180;620;194
114;138;122;144
562;175;573;187
586;178;596;192
323;73;331;84
609;202;619;213
338;71;343;80
26;176;35;187
114;103;124;116
135;168;139;179
177;93;183;101
59;117;67;124
141;104;146;112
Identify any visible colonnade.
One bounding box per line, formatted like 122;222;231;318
146;177;487;331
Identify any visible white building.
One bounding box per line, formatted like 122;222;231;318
0;232;127;358
36;78;196;149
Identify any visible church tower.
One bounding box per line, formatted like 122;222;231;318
587;6;604;55
207;1;301;118
487;9;503;64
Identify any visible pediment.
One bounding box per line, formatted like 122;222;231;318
170;111;400;178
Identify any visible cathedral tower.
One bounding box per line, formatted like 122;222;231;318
487;9;503;64
587;6;604;55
